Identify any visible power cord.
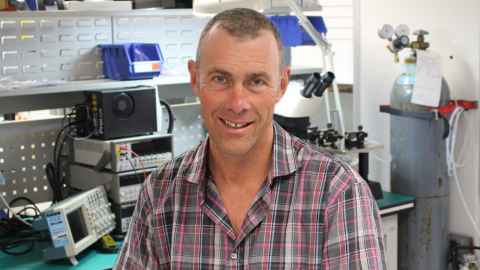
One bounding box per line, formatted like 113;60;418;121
446;107;480;238
46;121;78;202
0;194;32;228
0;195;45;256
46;103;92;203
159;99;175;134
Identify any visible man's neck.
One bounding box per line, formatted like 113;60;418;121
206;126;275;234
208;132;274;187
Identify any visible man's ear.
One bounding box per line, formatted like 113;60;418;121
188;60;199;96
276;66;290;102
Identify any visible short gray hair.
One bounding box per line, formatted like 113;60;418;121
196;8;284;65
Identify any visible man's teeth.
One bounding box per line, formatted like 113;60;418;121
223;119;248;128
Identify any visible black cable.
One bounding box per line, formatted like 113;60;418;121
159;99;175;134
45;163;62;203
1;236;35;256
0;232;43;256
52;121;76;167
55;129;71;195
0;195;44;256
47;118;84;202
7;197;41;219
17;206;40;218
8;197;40;213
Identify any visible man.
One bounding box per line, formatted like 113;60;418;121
115;8;386;269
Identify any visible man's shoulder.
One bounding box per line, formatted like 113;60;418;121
289;135;336;170
292;137;366;195
145;144;203;200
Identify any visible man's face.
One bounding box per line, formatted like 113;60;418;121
188;26;290;158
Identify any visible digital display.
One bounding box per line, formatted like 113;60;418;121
131;137;171;156
120;173;145;186
67;208;89;244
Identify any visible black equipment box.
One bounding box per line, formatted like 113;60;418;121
85;86;157;139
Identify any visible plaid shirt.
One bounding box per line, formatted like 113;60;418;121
114;123;386;269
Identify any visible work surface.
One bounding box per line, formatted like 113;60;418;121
1;191;414;270
0;243;117;270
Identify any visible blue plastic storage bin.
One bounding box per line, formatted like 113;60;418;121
100;43;164;80
301;16;327;45
269;16;302;47
268;15;328;47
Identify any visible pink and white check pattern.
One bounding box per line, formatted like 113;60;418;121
114;123;386;270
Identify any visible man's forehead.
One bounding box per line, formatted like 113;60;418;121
202;24;275;46
200;29;279;61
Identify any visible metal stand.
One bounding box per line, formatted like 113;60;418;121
359;152;384;199
286;0;346;150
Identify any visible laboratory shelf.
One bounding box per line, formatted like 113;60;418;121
379;105;438;121
0;75;191;98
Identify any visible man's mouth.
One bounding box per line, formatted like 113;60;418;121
221;118;252;129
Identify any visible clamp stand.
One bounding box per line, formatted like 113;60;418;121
359;152;384;199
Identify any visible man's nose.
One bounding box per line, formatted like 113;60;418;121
226;82;251;114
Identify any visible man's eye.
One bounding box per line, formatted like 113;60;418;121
251;78;266;86
212;75;227;84
247;78;269;92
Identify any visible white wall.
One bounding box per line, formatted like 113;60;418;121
356;0;480;240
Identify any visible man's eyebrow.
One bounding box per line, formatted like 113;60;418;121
206;68;232;77
204;69;272;81
247;72;272;80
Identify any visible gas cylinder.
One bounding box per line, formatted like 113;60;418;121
390;53;450;112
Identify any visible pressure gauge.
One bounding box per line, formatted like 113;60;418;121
378;24;394;40
392;35;410;50
398;35;410;46
395;24;410;37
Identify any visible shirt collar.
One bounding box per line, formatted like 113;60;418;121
270;121;298;179
183;136;209;184
183;121;299;185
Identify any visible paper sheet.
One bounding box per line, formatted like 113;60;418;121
411;50;442;107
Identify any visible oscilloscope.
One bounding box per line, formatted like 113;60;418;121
41;185;115;265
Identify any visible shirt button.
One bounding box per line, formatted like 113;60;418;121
230;253;238;260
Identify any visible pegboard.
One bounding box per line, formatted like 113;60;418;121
168;102;205;156
0;102;205;204
0;118;60;204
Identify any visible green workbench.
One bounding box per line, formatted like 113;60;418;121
378;191;415;216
